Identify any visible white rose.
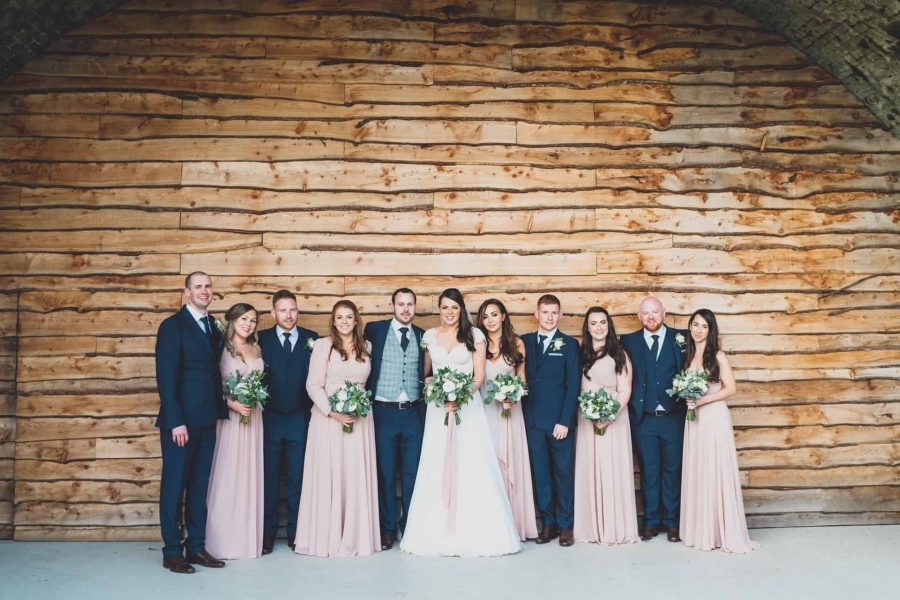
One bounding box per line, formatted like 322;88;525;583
448;393;457;402
442;381;456;393
337;390;348;401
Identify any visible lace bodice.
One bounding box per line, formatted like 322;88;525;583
423;327;485;375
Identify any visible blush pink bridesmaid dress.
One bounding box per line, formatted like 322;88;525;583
295;337;379;557
680;381;759;553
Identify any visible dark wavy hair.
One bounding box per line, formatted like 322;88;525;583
580;306;628;378
224;303;260;360
476;299;523;368
684;308;721;382
438;288;475;352
329;300;370;363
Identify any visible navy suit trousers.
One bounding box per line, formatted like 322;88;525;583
633;412;684;528
373;402;425;536
263;410;309;540
526;425;575;529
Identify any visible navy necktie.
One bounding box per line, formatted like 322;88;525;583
283;332;292;353
538;334;547;353
399;327;410;351
650;334;660;362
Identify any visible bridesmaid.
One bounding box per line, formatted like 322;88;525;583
206;303;265;559
573;306;639;545
680;308;758;553
295;300;379;557
476;299;539;541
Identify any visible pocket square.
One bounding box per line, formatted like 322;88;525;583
548;352;563;357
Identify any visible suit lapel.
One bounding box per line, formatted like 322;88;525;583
181;306;213;357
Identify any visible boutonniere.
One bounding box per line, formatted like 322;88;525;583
305;337;316;350
213;318;225;333
420;338;428;350
675;333;686;348
551;338;565;352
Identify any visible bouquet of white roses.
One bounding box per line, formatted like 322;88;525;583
329;381;372;433
578;388;620;436
226;369;269;425
423;366;476;426
484;373;528;418
666;369;709;422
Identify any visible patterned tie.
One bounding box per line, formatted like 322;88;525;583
283;332;292;353
650;334;660;362
399;327;410;351
538;334;547;353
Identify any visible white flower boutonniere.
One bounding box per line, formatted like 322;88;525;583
420;338;428;350
675;333;686;348
213;318;225;334
551;338;565;352
305;337;316;350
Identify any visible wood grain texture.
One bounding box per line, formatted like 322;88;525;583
0;0;897;540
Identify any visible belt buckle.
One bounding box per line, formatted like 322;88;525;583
397;401;411;410
654;408;666;416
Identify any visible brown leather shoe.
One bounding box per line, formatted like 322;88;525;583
186;550;225;568
640;524;658;541
163;555;195;574
667;527;681;542
381;533;394;551
558;528;574;547
535;524;560;544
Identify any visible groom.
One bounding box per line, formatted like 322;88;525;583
522;294;580;547
364;288;425;550
621;296;687;543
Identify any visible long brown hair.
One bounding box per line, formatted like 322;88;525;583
438;288;475;351
580;306;628;378
684;308;722;383
476;299;523;367
224;303;260;360
329;300;369;363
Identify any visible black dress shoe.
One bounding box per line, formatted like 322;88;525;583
667;527;681;543
163;555;195;574
287;536;296;551
535;524;560;544
640;525;659;541
381;533;394;551
558;528;574;547
186;550;225;568
262;537;274;555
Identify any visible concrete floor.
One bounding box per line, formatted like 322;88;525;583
1;526;896;600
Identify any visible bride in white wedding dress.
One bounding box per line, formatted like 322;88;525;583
400;289;522;557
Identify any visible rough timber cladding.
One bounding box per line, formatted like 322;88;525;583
0;1;897;540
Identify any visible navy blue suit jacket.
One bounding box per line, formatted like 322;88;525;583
258;325;318;414
521;330;581;431
155;305;227;430
620;328;687;427
364;319;425;393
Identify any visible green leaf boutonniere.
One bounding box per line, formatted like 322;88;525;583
213;318;225;333
305;337;316;350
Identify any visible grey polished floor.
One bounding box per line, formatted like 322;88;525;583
1;526;896;600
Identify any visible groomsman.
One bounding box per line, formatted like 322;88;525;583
258;290;318;554
621;296;687;542
521;294;580;547
364;288;425;550
155;271;227;573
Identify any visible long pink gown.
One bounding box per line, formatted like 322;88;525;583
206;351;265;559
481;357;539;541
681;381;759;553
295;337;379;557
573;354;639;545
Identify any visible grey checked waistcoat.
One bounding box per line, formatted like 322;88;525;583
375;327;420;401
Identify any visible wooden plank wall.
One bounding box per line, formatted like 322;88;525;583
0;0;897;540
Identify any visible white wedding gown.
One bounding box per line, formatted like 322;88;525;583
400;328;522;556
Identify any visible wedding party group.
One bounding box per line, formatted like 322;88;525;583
154;271;758;574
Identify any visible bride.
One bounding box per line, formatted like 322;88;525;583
400;288;522;556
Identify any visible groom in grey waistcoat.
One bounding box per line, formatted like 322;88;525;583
364;288;425;550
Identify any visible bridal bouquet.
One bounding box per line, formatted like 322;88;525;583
484;373;528;418
424;366;476;426
578;388;620;436
666;369;709;422
226;369;269;425
329;381;372;433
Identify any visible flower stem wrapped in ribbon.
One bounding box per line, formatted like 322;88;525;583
484;373;528;418
666;369;709;422
424;366;476;426
578;388;620;436
328;381;372;433
226;369;269;425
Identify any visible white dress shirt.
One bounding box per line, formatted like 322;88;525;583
538;328;559;353
276;325;299;351
184;303;210;333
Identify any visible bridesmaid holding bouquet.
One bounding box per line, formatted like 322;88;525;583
680;308;758;553
206;303;265;559
476;299;538;541
573;306;639;545
295;300;379;557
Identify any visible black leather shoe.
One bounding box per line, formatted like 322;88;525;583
535;524;560;544
640;524;659;541
262;537;274;555
186;550;225;568
558;528;574;547
667;527;681;543
287;536;296;551
381;533;394;550
163;555;195;574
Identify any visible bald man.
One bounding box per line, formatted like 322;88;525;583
620;297;688;543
